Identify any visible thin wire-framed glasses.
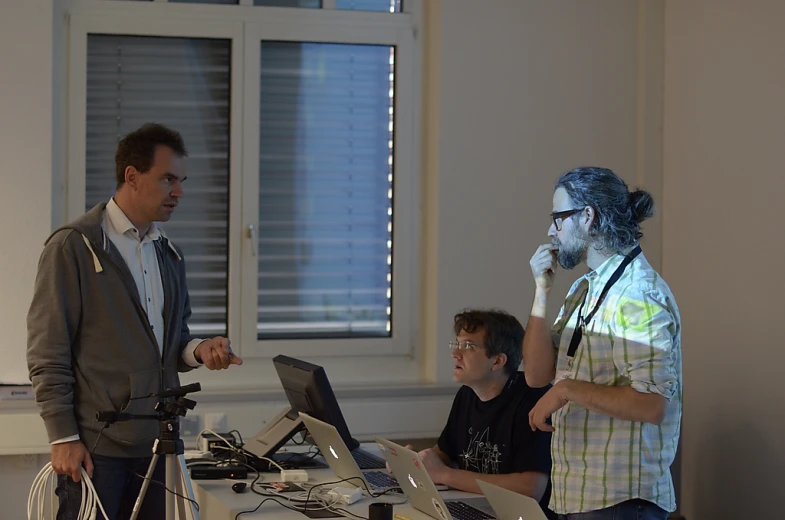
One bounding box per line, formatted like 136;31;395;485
448;340;482;351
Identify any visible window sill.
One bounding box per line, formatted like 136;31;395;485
192;380;458;403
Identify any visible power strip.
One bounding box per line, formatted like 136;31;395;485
184;450;214;461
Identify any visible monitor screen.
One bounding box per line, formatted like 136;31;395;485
273;354;359;451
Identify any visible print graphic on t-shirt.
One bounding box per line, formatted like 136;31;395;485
459;427;502;474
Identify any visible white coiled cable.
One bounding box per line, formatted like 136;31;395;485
28;463;109;520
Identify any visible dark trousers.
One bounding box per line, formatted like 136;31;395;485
556;499;668;520
56;454;167;520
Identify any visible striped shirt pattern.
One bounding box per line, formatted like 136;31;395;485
549;249;682;515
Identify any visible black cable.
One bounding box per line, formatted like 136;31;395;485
90;424;108;455
243;477;363;519
184;458;217;467
227;429;244;447
235;496;304;519
129;470;200;512
221;460;260;481
333;507;369;520
306;445;321;459
291;431;307;445
89;421;200;512
241;474;398;520
302;476;378;511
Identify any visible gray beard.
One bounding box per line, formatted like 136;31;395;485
558;245;585;270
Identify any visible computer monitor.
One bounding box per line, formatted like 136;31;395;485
244;355;359;462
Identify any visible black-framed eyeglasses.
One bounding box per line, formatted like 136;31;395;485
550;208;585;231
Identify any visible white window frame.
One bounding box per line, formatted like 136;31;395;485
64;0;423;365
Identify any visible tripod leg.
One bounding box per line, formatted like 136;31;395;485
166;453;177;520
174;457;186;520
175;454;200;520
129;453;160;520
171;454;187;520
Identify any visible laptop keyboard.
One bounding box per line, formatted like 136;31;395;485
352;449;387;470
445;501;495;520
362;471;399;490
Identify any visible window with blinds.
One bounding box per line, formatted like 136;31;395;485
257;42;395;339
335;0;401;12
85;34;231;337
108;0;402;12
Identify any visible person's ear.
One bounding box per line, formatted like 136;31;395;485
492;352;508;372
124;166;140;189
582;206;596;232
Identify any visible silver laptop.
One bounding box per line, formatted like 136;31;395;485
375;436;496;520
477;480;547;520
299;412;399;492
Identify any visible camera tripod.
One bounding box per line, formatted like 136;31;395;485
96;383;202;520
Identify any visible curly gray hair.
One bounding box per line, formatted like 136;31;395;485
556;167;654;254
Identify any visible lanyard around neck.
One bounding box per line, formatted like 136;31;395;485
566;245;642;359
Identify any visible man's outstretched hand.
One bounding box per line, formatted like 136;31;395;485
195;337;243;370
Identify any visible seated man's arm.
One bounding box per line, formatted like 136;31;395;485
421;385;553;502
431;444;452;466
419;446;549;500
444;467;549;500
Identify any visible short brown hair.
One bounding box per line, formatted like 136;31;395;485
115;123;187;188
453;309;524;376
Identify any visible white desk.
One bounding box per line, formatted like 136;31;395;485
193;445;481;520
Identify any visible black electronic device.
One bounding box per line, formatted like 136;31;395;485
243;355;386;470
190;466;248;480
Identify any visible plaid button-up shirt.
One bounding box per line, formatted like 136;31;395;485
549;249;682;515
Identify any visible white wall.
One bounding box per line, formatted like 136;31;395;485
0;0;665;517
0;0;54;385
421;0;664;382
664;1;785;519
0;1;56;515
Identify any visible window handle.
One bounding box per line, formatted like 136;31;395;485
246;224;257;257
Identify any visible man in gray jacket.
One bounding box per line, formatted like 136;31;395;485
27;123;242;520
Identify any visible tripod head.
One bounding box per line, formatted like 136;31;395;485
95;382;201;425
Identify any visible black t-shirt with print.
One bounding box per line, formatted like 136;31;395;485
437;371;553;511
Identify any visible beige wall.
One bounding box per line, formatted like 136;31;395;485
0;0;55;384
0;0;667;517
421;0;665;382
664;1;785;519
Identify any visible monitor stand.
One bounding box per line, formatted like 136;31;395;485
243;407;329;471
245;407;304;459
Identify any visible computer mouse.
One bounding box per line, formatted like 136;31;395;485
231;482;247;494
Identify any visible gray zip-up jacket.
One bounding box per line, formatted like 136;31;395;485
27;202;197;457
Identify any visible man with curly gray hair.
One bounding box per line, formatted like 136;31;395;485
523;167;682;520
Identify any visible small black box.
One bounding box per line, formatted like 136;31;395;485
190;466;248;480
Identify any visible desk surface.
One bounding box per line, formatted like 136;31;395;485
193;444;480;520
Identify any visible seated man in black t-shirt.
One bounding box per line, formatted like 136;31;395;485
414;309;553;511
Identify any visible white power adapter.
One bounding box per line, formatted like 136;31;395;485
184;450;214;461
279;469;309;483
327;486;363;505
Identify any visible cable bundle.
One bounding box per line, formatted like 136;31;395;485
28;463;109;520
